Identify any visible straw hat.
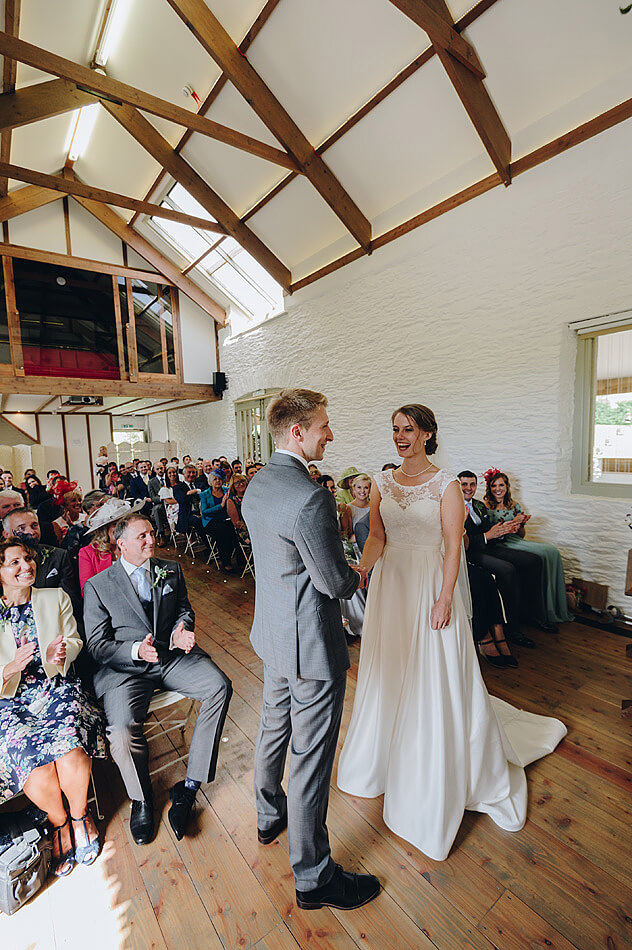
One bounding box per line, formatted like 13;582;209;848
84;497;146;534
337;466;364;490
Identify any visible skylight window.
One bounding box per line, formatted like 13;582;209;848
148;184;284;329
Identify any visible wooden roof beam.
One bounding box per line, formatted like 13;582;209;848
68;182;227;326
388;0;511;185
388;0;485;78
0;161;227;233
0;182;63;222
0;31;299;171
165;0;372;252
102;99;292;290
0;78;97;135
0;0;21;198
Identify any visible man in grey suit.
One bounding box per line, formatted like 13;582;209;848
242;389;380;911
83;512;232;845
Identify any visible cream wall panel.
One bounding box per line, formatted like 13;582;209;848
166;118;632;608
63;415;92;494
34;416;65;477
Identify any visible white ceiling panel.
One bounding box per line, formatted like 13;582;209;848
247;174;354;272
247;0;429;145
469;0;632;158
2;395;51;412
10;113;73;175
324;57;492;224
74;107;162;213
207;0;270;45
15;0;103;87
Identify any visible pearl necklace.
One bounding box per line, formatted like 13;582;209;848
399;461;433;478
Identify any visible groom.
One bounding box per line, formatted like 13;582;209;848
242;389;380;911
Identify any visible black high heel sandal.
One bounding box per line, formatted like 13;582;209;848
50;816;75;877
71;811;101;867
491;635;518;667
477;637;509;668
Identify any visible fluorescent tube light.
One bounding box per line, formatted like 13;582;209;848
66;103;100;162
94;0;132;68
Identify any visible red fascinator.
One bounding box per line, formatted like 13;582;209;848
483;468;502;485
51;478;78;503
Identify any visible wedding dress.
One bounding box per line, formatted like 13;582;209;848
337;469;566;861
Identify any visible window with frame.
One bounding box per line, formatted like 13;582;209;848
235;390;281;463
148;183;284;329
572;314;632;495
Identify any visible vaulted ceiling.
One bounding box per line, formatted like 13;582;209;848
1;0;631;301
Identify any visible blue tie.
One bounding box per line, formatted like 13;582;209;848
133;566;152;603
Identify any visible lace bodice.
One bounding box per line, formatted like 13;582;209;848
374;469;457;547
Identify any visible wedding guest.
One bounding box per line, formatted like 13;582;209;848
225;475;250;549
1;471;25;501
24;475;48;509
52;488;86;545
148;461;168;545
200;474;238;571
0;538;106;875
484;470;571;630
173;464;205;538
245;463;257;481
318;475;353;540
231;460;243;475
83;513;232;844
78;499;143;594
159;466;180;534
308;463;321;480
194;461;212;491
0;489;27;521
254;463;264;473
2;507;80;613
105;463;126;498
341;474;372;640
459;471;541;648
127;461;153;517
336;466;361;504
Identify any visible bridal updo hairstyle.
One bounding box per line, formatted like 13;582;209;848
267;388;328;442
392;404;438;456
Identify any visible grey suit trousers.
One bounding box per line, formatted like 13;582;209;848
254;665;346;891
103;646;232;802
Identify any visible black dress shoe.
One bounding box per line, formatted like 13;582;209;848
130;800;154;846
168;781;197;841
257;813;287;845
507;630;536;648
535;621;559;634
296;864;380;910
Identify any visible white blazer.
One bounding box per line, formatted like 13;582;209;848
0;587;83;698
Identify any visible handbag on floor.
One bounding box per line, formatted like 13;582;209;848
0;806;51;916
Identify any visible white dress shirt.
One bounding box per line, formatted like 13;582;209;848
121;556;153;661
276;448;311;472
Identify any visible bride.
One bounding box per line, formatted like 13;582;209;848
337;403;566;861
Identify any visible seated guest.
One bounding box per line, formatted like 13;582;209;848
347;474;371;553
336;466;361;504
182;454;193;468
0;489;25;521
245;463;257;481
63;490;108;560
24;474;48;509
170;456;181;474
159;466;180;533
83;513;232;844
231;459;243;475
225;475;250;548
318;474;353;539
3;506;83;626
105;462;126;498
148;461;168;545
79;499;143;594
194;460;213;491
308;463;321;480
52;486;87;545
200;474;238;571
459;470;543;648
173;464;206;540
127;461;153;517
484;469;572;630
0;538;105;875
1;471;26;501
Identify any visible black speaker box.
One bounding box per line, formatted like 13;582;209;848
213;371;227;396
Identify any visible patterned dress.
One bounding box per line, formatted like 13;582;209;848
0;601;106;803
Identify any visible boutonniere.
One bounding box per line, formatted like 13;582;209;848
152;565;173;588
39;546;54;565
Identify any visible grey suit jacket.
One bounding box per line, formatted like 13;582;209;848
242;452;359;680
83;556;195;698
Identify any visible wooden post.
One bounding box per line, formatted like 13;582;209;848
2;255;24;375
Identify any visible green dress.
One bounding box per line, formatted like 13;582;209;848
487;504;572;624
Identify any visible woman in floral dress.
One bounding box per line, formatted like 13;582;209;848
0;538;106;876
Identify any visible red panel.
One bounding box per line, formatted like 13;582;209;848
23;346;120;380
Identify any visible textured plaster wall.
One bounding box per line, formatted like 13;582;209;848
164;120;632;608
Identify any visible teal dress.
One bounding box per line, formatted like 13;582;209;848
487;504;572;624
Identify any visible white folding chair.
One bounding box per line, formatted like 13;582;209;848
145;689;195;778
184;528;206;561
206;538;221;570
239;542;254;578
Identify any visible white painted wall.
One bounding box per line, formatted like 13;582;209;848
178;294;218;384
163;119;632;608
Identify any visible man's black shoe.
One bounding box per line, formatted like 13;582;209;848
296;864;380;910
130;800;154;846
535;621;559;634
257;814;287;845
507;630;536;649
168;781;197;841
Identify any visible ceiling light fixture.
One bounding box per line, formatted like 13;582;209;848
94;0;132;68
64;102;100;162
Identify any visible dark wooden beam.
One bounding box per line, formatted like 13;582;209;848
0;161;227;233
165;0;372;251
129;0;283;228
0;78;97;134
69;187;227;325
0;0;20;198
0;31;299;171
103;99;292;290
291;96;632;292
392;0;511;185
388;0;485;78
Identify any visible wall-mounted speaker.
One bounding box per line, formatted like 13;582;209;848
213;372;227;396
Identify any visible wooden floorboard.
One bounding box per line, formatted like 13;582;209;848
6;546;631;949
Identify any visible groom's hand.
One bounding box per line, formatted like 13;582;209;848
352;565;368;589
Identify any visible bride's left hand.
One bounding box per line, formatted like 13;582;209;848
430;600;451;630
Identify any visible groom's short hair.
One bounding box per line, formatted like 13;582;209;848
267;389;328;442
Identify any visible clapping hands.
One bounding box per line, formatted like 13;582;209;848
14;635;36;671
172;620;195;653
46;634;66;666
138;632;159;663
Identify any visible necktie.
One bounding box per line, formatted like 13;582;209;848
133;565;152;603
